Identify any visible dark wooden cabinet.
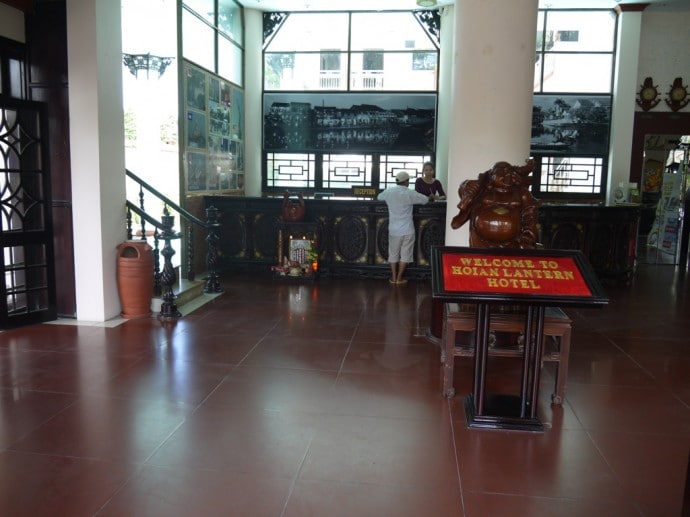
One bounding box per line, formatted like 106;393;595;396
538;204;640;285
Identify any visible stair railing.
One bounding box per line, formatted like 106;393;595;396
125;169;223;319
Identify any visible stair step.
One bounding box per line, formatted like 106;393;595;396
151;277;209;314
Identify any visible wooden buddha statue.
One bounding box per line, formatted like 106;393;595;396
450;159;540;249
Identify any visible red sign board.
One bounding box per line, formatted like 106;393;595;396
441;253;592;297
431;247;608;307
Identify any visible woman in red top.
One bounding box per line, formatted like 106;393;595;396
414;162;446;200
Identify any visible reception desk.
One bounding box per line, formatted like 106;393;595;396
203;196;446;279
203;196;640;285
537;204;640;285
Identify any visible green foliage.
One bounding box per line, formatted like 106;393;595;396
124;110;137;141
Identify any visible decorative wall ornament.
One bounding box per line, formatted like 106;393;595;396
413;9;441;47
263;12;288;46
665;77;689;112
636;77;660;111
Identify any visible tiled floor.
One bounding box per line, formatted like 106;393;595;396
0;264;689;516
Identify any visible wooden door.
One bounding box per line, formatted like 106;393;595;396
0;95;57;328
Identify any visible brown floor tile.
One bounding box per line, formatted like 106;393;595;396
284;478;463;517
146;404;317;477
98;465;293;517
0;264;687;515
0;450;135;517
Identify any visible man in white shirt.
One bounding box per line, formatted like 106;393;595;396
378;171;432;284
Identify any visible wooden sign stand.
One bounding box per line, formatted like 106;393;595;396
431;246;608;432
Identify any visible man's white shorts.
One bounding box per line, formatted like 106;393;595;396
388;234;415;263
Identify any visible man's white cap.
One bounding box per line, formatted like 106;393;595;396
396;171;410;183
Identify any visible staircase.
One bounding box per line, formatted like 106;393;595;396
151;274;210;316
126;169;223;319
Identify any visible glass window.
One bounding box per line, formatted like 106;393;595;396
218;0;242;44
322;154;373;190
264;12;438;92
350;13;435;51
544;11;615;52
379;155;432;189
540;54;613;93
537;156;604;194
182;1;243;83
183;0;214;25
531;9;616;200
535;9;615;94
349;51;436;91
264;53;295;90
183;9;215;72
267;13;349;52
266;153;316;189
8;58;24;98
218;35;243;86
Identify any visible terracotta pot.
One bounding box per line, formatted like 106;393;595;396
116;241;153;318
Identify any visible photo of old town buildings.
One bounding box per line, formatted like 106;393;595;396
263;93;436;153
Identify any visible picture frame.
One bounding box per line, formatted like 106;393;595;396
263;92;436;153
531;94;611;156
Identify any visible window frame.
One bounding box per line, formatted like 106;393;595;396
182;0;244;85
261;11;439;197
531;8;618;202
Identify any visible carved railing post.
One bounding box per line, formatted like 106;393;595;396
204;206;223;293
186;223;195;281
158;210;181;320
138;184;147;239
153;228;161;296
126;206;133;240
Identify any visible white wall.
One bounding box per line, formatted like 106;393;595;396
637;10;690;113
0;3;24;43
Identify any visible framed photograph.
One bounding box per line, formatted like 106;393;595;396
289;238;312;264
209;99;230;137
209;77;220;103
185;152;207;191
187;111;207;149
231;87;244;139
263;92;436;153
531;94;611;156
185;65;206;111
220;80;232;107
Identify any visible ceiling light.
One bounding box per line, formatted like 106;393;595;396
416;0;437;7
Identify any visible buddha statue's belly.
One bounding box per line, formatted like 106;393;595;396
473;205;521;243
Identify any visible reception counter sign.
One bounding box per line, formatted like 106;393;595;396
431;246;608;307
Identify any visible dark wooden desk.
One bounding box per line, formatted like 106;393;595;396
431;246;608;432
203;196;446;279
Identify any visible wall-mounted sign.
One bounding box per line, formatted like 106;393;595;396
351;186;379;198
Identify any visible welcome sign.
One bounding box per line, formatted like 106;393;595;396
431;247;608;306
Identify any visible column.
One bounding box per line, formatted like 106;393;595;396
243;8;263;197
607;4;647;205
434;6;454;193
444;0;539;246
66;0;126;321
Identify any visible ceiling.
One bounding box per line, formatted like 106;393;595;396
236;0;690;13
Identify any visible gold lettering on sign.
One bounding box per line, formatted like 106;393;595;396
352;186;378;197
451;255;578;290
